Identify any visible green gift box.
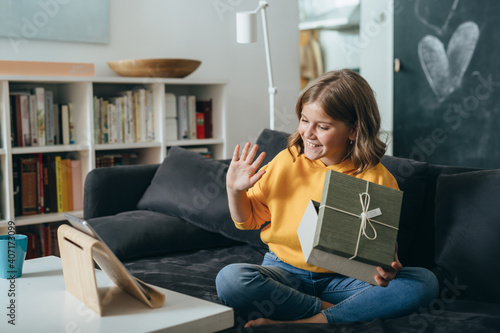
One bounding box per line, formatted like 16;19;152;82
297;170;403;284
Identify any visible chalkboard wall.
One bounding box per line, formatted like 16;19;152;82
393;0;500;168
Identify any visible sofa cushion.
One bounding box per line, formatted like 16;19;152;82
137;146;266;249
381;155;429;266
87;210;238;261
255;128;290;168
84;164;159;219
434;170;500;303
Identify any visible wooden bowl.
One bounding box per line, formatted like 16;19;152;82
107;58;201;78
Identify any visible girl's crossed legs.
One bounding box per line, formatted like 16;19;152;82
216;252;438;325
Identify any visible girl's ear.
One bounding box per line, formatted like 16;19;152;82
348;122;358;142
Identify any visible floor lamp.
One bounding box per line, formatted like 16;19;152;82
236;1;277;130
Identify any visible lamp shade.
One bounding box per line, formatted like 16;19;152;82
236;11;257;43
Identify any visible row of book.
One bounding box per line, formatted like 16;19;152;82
165;93;213;140
96;151;139;168
94;88;155;144
10;87;74;147
21;222;64;259
13;154;83;217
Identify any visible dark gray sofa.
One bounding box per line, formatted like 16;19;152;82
84;129;500;332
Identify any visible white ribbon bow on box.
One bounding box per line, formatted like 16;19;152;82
320;181;399;260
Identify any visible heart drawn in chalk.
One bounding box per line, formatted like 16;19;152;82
415;0;460;35
418;21;480;103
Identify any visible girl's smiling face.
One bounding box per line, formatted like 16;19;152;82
299;102;357;166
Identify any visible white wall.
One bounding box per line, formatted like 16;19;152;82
0;0;301;157
359;0;394;154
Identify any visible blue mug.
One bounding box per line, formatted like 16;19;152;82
0;234;28;279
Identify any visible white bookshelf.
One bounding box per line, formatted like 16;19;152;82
0;75;227;233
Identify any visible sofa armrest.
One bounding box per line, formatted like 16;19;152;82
84;164;159;219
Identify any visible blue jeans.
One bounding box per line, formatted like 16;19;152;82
216;252;439;323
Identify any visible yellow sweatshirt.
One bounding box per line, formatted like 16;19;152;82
234;147;399;273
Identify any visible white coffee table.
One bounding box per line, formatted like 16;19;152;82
0;256;234;332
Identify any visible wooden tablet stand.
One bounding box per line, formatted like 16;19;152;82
57;224;165;316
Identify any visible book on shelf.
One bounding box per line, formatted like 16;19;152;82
45;91;55;145
146;90;155;141
134;88;154;142
69;103;75;144
19;157;38;216
93;96;100;144
42;155;52;214
29;94;38;146
101;99;109;144
125;91;135;143
196;112;205;139
177;95;188;139
13;154;83;216
115;97;122;144
196;99;213;138
20;94;31;146
20;94;31;147
187;95;197;139
61;104;70;145
71;160;83;211
135;89;146;142
33;87;46;146
62;103;74;145
164;92;178;141
9;92;30;147
12;158;22;217
37;153;44;214
107;101;117;143
9;95;17;147
45;155;59;214
165;93;177;118
55;155;65;212
53;103;60;146
65;159;74;212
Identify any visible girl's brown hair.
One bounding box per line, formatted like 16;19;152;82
287;69;386;174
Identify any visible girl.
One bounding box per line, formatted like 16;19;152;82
216;69;438;327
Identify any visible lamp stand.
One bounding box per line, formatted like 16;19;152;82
259;1;277;130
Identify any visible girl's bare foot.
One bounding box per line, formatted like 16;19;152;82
245;318;282;327
244;312;329;327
